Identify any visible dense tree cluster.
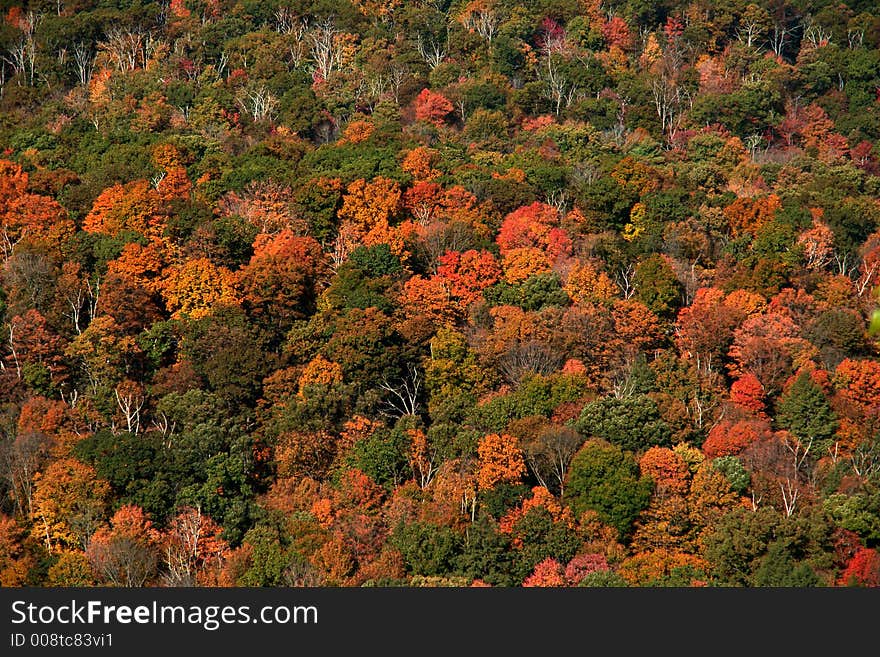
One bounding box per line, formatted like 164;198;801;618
1;0;880;587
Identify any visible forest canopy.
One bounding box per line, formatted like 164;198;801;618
1;0;879;588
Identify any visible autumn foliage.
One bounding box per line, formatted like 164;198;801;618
1;0;880;591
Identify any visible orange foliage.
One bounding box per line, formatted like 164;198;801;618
702;418;771;459
728;311;817;393
0;515;33;586
2;193;75;252
501;247;554;284
86;505;162;587
601;15;633;50
437;249;501;304
338;416;383;453
400;275;456;324
496;202;571;261
298;354;344;395
339;177;402;230
161;258;239;319
106;240;168;294
402;146;441;182
797;220;835;271
477;433;527;490
18;395;67;435
82;180;165;240
499;486;573;538
31;458;110;553
723;194;781;237
156;166;192;201
610;156;660;195
618;549;709;586
219;181;303;234
236;230;326;324
563;260;619;305
0;158;28;206
834;359;880;414
338;177;405;255
333;468;385;513
339;119;374;144
611;299;664;354
275;430;338;480
639;447;690;497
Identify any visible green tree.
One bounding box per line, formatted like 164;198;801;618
575;395;672;452
633;254;682;317
563;440;652;541
390;521;462;577
775;371;837;452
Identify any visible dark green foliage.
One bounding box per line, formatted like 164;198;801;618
509;506;583;583
236;524;293;587
483;273;570;311
347;426;411;490
633;254;683;316
752;542;822;587
348;244;403;278
805;310;869;371
182;307;276;408
563;440;652;541
457;515;516;586
575;395;672;452
775;371;837;450
702;507;836;587
73;430;174;521
478;482;531;519
472;373;591;433
390;522;463;577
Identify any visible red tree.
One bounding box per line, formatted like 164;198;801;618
414;88;454;127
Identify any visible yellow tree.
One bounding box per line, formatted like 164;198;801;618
31;458;110;553
161;258;240;319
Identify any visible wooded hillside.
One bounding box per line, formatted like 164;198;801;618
1;0;879;587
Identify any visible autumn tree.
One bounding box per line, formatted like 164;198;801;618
0;515;34;586
31;458;111;553
477;433;527;491
237;231;327;337
162;506;230;586
86;505;162;587
414;88;454;127
162;258;240;320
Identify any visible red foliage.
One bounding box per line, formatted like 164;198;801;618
601;16;632;50
702;419;771;459
564;553;609;585
839;547;880;587
496;202;571;260
730;373;767;416
414;88;454;127
675;287;750;367
523;557;566;587
436;249;501;305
